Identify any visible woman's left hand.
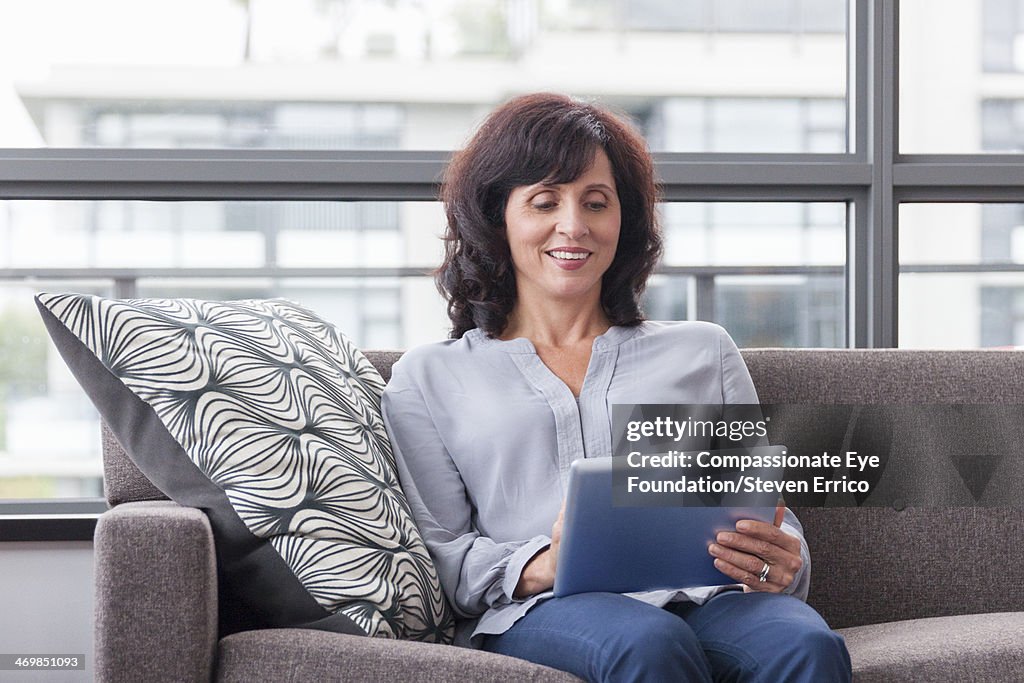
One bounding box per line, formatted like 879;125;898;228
707;505;803;593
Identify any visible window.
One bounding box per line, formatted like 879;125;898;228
7;0;1024;506
901;0;1024;153
648;99;845;153
0;281;108;498
3;0;847;153
900;203;1024;348
649;201;846;347
0;198;448;500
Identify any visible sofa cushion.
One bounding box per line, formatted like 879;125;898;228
839;612;1024;682
215;629;582;683
37;293;453;642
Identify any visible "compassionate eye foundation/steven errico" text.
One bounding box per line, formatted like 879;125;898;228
622;449;880;496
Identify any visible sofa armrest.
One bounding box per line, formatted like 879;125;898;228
94;501;218;683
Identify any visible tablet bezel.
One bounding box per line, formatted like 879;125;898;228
553;450;782;597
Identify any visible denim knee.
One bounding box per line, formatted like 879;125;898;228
598;608;711;683
679;593;852;683
785;624;852;681
753;615;852;682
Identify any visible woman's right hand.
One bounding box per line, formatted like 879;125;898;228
513;503;564;598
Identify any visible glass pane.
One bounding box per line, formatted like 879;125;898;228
716;275;844;347
900;203;1024;265
0;0;847;152
0;281;109;500
901;0;1024;152
661;202;845;266
647;201;847;347
0;200;446;270
900;272;1024;347
645;274;845;348
134;276;444;349
900;203;1024;347
901;201;987;266
651;97;845;153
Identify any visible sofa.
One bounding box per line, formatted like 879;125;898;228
93;349;1024;682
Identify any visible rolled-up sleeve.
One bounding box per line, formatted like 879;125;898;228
780;511;812;601
382;366;549;618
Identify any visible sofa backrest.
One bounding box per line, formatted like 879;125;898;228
742;348;1024;403
99;348;1024;630
745;349;1024;628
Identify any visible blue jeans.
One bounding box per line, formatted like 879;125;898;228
481;591;852;683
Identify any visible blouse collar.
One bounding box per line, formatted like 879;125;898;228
466;323;642;354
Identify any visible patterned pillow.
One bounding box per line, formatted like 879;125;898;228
36;293;453;642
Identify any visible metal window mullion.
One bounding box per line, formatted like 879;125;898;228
849;195;869;347
852;0;870;160
0;152;450;201
865;0;899;348
0;267;434;280
694;274;716;322
895;157;1024;200
112;278;136;298
847;0;870;347
1;156;871;202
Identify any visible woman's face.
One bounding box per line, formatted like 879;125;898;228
503;147;621;309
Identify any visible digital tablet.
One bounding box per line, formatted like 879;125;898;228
553;449;784;597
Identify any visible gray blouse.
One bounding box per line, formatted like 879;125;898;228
381;321;810;646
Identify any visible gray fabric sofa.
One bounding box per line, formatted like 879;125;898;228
94;349;1024;682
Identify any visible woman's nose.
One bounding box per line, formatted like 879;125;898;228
555;206;589;239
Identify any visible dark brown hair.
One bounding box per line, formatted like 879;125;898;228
437;92;662;338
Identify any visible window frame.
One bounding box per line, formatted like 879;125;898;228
6;0;1024;530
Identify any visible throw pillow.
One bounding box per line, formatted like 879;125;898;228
36;293;454;642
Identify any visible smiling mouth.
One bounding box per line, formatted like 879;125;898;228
546;250;591;261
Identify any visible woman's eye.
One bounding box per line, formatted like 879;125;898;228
586;201;608;211
531;201;557;211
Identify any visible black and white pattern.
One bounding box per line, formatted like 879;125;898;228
36;293;453;642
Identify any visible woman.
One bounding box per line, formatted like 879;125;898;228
381;93;851;682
